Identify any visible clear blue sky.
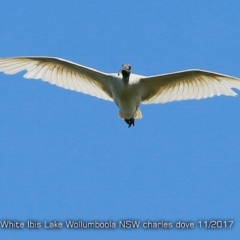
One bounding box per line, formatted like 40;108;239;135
0;0;239;239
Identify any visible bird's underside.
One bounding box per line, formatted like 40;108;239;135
0;56;240;128
119;108;142;127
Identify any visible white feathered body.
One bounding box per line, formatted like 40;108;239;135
110;73;142;119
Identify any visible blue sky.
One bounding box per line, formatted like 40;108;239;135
0;0;240;239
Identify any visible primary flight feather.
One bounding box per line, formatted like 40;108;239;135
0;56;240;127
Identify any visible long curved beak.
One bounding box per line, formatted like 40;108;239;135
118;67;122;76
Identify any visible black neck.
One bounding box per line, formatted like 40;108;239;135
122;76;129;84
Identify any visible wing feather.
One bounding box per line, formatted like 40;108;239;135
0;56;113;101
201;76;211;97
140;69;240;104
68;69;76;90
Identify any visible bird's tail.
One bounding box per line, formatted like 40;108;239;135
119;109;142;119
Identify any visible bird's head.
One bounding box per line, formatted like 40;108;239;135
118;64;131;78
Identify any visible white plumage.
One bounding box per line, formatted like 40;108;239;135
0;56;240;127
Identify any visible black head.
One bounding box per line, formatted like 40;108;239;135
119;64;131;78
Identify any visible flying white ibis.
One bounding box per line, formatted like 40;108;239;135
0;56;240;127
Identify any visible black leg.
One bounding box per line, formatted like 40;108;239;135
124;117;135;128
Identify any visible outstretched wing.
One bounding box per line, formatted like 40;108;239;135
0;56;113;101
140;69;240;104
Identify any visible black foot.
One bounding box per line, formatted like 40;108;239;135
124;117;135;128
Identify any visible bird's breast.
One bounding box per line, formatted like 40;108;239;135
111;77;141;118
